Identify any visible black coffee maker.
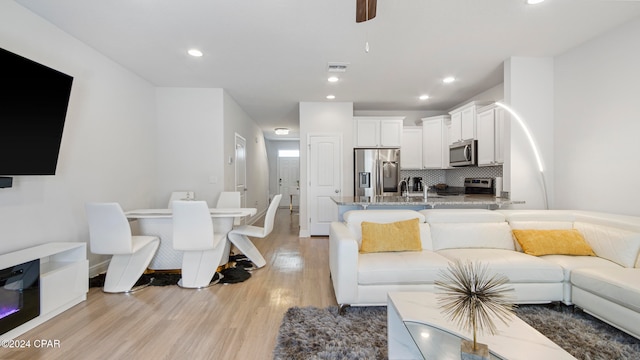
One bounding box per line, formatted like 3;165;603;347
413;177;423;192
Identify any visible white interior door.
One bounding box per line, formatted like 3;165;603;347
235;134;247;208
308;134;342;236
277;156;299;208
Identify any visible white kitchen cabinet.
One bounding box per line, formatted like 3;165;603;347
421;115;450;169
448;101;490;144
401;126;423;169
476;103;505;166
449;111;462;144
354;116;404;147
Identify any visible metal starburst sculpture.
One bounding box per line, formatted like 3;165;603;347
435;260;516;351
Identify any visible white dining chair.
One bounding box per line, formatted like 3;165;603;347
172;200;227;288
227;194;282;269
216;191;242;225
85;202;159;293
168;191;195;208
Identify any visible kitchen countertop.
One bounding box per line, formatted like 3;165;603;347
331;193;524;208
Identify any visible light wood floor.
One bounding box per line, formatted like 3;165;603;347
4;210;337;360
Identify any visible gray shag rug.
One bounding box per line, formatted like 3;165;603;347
273;304;640;360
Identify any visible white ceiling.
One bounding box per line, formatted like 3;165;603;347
15;0;640;139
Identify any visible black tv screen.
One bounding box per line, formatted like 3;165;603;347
0;47;73;175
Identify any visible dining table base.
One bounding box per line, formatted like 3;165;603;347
133;217;234;270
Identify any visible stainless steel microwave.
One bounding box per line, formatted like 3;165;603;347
449;139;477;167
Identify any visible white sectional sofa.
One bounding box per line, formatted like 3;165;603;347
328;208;640;339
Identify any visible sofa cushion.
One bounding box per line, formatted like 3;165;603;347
421;209;505;223
573;211;640;232
541;254;622;281
571;268;640;313
508;221;574;231
430;223;515;251
512;229;596;257
437;248;564;283
498;210;576;223
358;250;451;285
360;218;421;253
343;210;429;248
574;221;640;268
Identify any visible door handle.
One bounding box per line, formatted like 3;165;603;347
335;189;340;194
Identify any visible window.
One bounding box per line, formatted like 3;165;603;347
278;150;299;158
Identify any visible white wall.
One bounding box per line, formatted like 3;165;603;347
504;57;555;210
463;83;504;107
0;3;271;273
155;88;225;207
299;102;354;237
223;91;270;218
554;17;640;216
0;2;157;267
154;89;269;219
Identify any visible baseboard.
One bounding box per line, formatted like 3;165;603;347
247;208;267;226
89;259;110;277
299;229;310;238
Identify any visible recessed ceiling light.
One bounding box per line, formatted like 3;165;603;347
328;76;339;83
419;95;430;101
188;49;203;57
443;76;455;84
274;128;289;135
326;95;336;100
526;0;545;4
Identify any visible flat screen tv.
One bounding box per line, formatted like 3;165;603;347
0;47;73;175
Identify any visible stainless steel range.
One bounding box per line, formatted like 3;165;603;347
464;177;495;195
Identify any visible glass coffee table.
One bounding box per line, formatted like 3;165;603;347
388;292;576;360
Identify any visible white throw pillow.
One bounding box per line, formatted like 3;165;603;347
574;222;640;268
430;222;515;251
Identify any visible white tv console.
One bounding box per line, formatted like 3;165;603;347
0;242;88;340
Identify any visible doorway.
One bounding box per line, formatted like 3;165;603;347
235;133;247;208
277;150;300;211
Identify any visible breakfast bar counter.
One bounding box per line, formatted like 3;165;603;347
332;194;524;220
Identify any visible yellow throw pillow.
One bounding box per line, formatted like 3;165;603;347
360;218;422;253
512;229;596;256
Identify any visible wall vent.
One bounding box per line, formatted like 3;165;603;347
327;62;349;72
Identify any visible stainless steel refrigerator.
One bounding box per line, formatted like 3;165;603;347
354;148;401;197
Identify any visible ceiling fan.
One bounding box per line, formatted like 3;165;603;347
356;0;377;23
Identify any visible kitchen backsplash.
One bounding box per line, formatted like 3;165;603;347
401;165;503;187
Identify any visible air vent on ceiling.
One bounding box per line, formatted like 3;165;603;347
327;62;349;72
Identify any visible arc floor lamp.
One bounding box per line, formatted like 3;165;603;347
495;102;549;210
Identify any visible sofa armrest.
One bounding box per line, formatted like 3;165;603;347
329;221;359;305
